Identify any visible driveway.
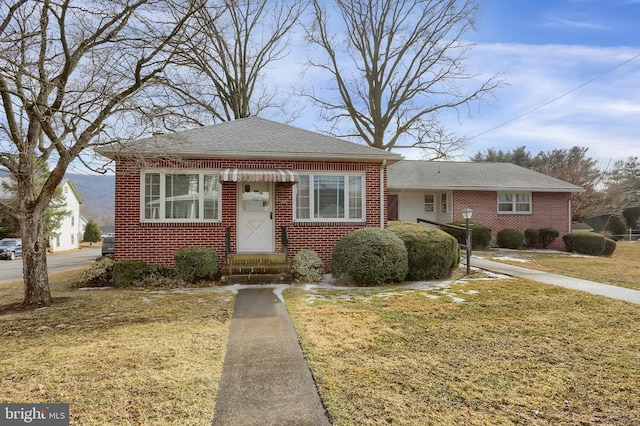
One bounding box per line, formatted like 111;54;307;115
0;246;101;284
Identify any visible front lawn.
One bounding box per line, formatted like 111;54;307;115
286;275;640;425
478;241;640;290
0;270;233;425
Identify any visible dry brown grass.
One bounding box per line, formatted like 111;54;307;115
0;270;233;425
481;241;640;290
286;276;640;425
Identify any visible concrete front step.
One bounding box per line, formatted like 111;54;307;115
222;253;292;284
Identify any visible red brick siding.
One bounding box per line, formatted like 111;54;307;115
452;190;571;250
114;157;386;270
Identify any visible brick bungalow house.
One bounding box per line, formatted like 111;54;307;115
387;160;584;250
98;116;402;270
99;117;583;272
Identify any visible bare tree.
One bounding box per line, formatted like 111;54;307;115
305;0;502;158
145;0;306;129
0;0;196;307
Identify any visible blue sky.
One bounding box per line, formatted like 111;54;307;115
285;0;640;167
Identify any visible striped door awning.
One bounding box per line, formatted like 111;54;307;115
219;168;298;183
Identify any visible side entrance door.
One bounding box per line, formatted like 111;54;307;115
237;182;274;253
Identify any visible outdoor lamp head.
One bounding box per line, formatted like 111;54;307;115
461;207;473;220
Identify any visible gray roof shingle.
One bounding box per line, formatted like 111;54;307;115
388;160;584;192
98;116;403;163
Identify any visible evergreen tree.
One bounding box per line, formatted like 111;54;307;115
83;220;102;246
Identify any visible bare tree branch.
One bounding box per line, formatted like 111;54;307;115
304;0;503;157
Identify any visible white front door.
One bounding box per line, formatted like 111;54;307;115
237;182;274;253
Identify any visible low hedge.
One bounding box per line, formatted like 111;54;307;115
113;260;158;287
442;221;492;250
497;228;524;249
174;247;218;282
386;221;459;280
331;227;408;286
562;232;616;256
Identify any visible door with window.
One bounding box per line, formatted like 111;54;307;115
237;182;274;252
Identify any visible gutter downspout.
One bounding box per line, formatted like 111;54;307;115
568;197;573;233
380;159;387;228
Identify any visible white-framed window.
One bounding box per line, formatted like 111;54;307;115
498;192;532;214
424;194;435;212
141;170;221;222
440;193;448;213
294;173;365;221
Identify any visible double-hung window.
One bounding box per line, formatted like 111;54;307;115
498;192;531;214
294;173;364;221
142;170;221;222
424;194;435;212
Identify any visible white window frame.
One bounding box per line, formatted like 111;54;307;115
293;172;366;222
497;191;532;214
440;193;448;213
140;170;222;223
424;194;435;212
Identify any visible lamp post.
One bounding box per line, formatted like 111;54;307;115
461;207;473;274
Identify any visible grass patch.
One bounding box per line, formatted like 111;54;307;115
0;269;233;425
286;278;640;425
481;241;640;290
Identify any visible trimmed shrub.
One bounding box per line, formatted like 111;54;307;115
562;232;608;256
602;215;627;241
174;247;218;282
386;221;459;280
442;221;492;250
603;238;617;256
331;228;408;286
80;256;114;287
113;260;155;287
497;228;524;249
538;228;560;248
524;229;540;248
292;249;324;283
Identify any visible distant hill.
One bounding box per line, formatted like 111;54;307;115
65;173;115;224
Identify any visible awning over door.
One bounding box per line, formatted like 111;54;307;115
219;168;298;183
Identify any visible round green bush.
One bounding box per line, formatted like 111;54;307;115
442;221;492;250
386;221;459;280
602;215;627;241
538;228;560;248
524;229;540;248
562;232;608;256
174;247;218;282
80;256;114;287
292;249;324;283
113;260;154;287
497;228;524;249
331;228;408;286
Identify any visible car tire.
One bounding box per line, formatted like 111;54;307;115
10;251;15;261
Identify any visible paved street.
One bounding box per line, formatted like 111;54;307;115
0;246;101;284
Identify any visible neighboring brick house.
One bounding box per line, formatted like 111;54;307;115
98;117;402;269
387;160;584;250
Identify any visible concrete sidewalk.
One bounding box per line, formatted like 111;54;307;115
211;288;330;426
469;255;640;305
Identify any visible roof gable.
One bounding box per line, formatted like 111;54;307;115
388;160;584;193
98;116;402;163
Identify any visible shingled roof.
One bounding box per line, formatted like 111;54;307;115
98;116;402;163
388;160;584;193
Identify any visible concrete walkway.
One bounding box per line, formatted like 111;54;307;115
212;288;330;426
469;255;640;305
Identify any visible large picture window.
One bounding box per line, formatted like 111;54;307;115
294;173;364;221
141;171;220;222
498;192;531;214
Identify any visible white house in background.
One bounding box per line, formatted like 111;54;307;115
49;179;82;252
0;177;82;252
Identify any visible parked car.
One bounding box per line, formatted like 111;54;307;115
0;238;22;260
102;235;115;256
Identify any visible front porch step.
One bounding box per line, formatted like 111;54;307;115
221;253;292;284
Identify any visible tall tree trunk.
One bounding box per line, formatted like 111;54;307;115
21;209;51;307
